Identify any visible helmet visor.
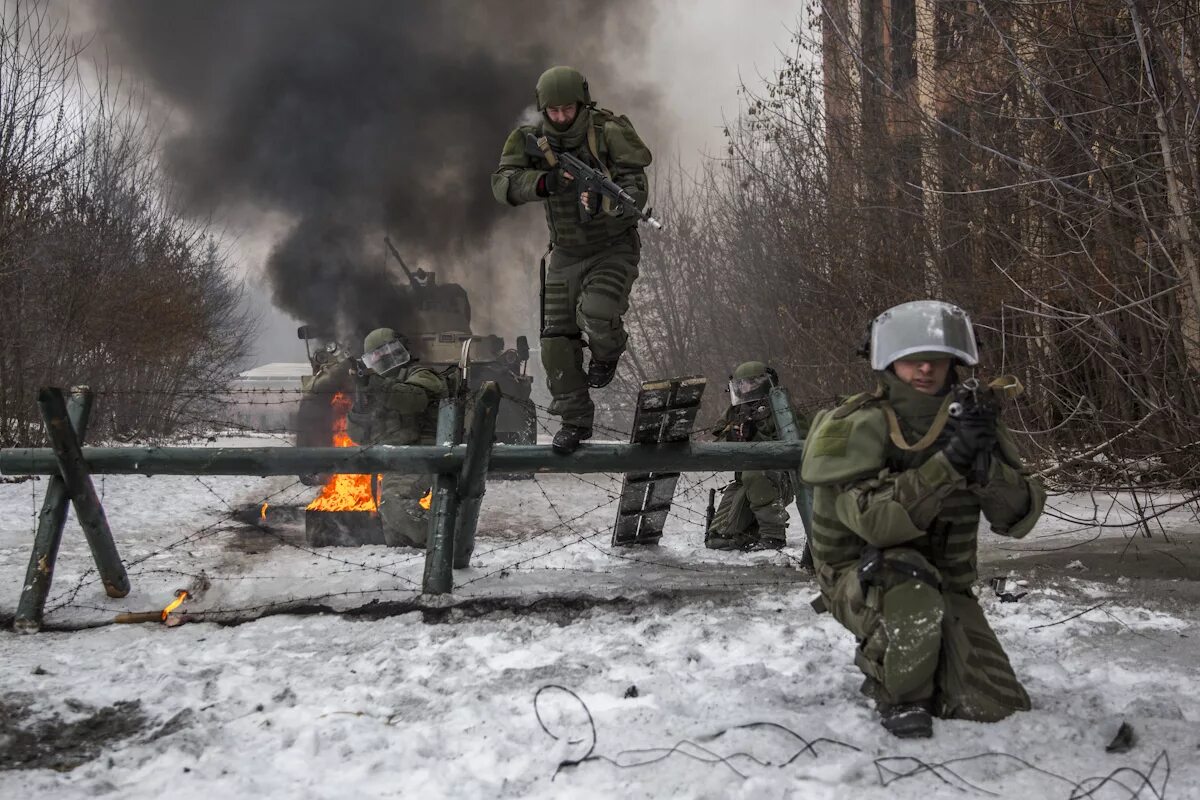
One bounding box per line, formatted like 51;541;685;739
362;338;411;375
729;374;773;405
870;300;979;370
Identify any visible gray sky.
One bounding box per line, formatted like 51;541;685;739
641;0;800;166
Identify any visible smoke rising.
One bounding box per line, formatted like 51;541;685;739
90;0;655;342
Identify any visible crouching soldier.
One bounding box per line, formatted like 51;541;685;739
801;301;1045;738
706;361;806;551
347;328;448;548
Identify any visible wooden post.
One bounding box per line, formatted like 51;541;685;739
37;388;130;598
14;387;93;632
768;387;815;570
453;382;500;569
422;397;463;595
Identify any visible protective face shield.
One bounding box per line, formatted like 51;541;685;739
362;337;411;376
870;300;979;371
728;372;774;405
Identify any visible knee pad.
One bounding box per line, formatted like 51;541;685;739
578;290;623;326
879;577;944;698
540;336;587;394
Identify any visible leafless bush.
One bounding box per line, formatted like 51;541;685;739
0;1;255;446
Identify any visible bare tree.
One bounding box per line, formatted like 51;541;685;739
0;1;256;446
623;0;1200;488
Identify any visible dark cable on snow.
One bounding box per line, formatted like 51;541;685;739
874;749;1171;799
536;685;1173;797
533;684;858;781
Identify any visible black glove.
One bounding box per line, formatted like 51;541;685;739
942;408;997;474
540;167;572;196
350;358;370;387
731;417;756;442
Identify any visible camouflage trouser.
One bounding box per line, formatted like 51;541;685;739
378;473;431;548
706;471;792;547
817;547;1031;721
540;235;640;429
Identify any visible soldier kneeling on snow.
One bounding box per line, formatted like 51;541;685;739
705;361;807;552
801;301;1045;738
347;328;448;548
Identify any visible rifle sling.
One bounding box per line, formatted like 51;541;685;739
882;395;954;452
586;123;616;215
535;135;558;168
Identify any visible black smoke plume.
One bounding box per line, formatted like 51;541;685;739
90;0;652;341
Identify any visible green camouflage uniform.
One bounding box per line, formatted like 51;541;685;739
491;97;651;431
707;400;798;549
347;366;448;548
801;371;1045;721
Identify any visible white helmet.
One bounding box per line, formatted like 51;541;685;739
870;300;979;371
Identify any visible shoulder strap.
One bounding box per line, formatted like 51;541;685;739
881;394;954;452
831;383;885;420
534;135;558;168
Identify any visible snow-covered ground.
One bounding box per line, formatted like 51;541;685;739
1;434;1197;798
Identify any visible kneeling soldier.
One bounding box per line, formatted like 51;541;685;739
801;301;1045;738
347;328;448;548
706;361;804;551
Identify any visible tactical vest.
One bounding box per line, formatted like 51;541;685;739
532;110;639;253
361;367;442;446
720;399;783;485
808;392;984;593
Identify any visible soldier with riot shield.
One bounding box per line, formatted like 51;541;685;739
705;361;807;551
800;301;1046;738
491;66;654;454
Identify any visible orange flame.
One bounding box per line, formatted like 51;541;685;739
161;590;188;621
306;392;379;513
419;489;432;510
260;502;269;520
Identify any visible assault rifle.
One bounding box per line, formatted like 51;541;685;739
727;399;771;442
947;377;998;486
525;132;663;230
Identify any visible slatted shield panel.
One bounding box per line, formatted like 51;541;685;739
611;376;706;546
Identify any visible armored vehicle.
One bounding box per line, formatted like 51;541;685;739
295;238;536;462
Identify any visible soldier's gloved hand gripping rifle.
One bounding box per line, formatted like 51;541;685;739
350;357;371;413
525;132;663;230
944;376;1023;486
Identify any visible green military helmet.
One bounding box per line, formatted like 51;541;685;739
535;66;591;111
364;327;398;354
729;361;777;405
362;327;411;376
733;361;770;381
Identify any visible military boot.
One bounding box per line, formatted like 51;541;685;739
743;528;786;551
706;531;754;550
586;357;619;388
552;424;593;454
743;538;786;551
878;700;934;739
